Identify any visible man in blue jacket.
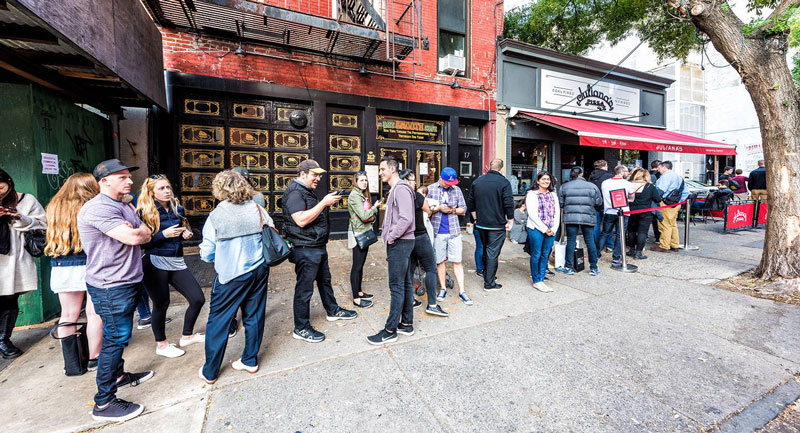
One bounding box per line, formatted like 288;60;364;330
652;161;689;252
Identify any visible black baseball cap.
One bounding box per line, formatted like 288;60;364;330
93;159;139;180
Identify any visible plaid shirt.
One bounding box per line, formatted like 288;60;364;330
537;191;556;228
426;183;466;236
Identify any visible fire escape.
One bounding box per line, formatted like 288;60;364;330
143;0;428;79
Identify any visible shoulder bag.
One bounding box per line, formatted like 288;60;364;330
19;194;46;257
258;206;292;266
50;322;89;376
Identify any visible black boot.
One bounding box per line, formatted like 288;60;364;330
0;309;23;359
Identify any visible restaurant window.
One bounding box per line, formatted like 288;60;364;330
438;0;468;77
510;140;548;195
458;124;480;141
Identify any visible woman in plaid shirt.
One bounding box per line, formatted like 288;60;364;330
525;172;560;293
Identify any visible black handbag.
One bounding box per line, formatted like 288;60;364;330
259;207;292;266
24;229;46;257
573;247;585;272
50;322;89;376
350;219;378;249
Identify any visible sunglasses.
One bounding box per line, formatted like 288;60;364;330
149;174;167;180
355;170;367;175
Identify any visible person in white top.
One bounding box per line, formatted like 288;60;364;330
525;172;560;293
599;165;634;267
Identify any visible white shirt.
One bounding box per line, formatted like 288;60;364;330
601;177;634;214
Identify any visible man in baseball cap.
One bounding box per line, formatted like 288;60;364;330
439;166;459;186
93;158;139;181
297;159;327;175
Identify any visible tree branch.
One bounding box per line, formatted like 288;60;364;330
765;0;800;24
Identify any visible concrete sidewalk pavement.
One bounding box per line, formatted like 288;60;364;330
1;223;797;432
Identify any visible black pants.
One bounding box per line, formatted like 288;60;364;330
478;228;506;288
599;213;629;261
410;233;438;305
0;293;20;313
290;247;340;331
628;213;653;253
143;255;206;342
350;244;370;298
651;214;661;239
385;239;415;332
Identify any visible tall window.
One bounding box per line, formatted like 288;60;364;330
438;0;468;76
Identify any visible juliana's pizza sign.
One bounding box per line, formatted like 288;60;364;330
540;69;641;121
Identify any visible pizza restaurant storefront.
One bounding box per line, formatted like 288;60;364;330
496;40;735;191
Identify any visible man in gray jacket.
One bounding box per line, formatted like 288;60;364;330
557;167;603;276
368;156;416;346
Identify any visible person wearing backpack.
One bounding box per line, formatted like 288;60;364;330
652;161;688;252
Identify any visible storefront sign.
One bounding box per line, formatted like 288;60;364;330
377;115;444;143
724;201;755;231
609;189;628;209
540;69;641;121
738;142;764;174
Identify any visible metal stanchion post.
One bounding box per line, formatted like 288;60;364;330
612;209;638;273
680;199;699;250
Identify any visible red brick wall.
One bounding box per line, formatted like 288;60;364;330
160;0;502;113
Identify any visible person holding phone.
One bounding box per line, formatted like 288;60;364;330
137;175;205;358
347;171;380;308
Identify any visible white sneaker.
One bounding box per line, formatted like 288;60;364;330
155;343;185;358
232;358;259;374
179;333;206;347
533;282;554;293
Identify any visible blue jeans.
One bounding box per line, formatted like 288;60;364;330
473;229;484;273
386;239;415;332
527;228;555;284
565;224;598;271
86;282;140;406
202;263;269;380
599;213;629;261
593;211;615;250
136;285;152;319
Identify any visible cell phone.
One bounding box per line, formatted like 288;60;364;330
334;190;348;196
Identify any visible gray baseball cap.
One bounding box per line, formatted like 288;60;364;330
93;159;139;180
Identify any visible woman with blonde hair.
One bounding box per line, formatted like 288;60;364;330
627;168;662;259
347;170;379;308
45;173;103;370
198;170;271;383
137;175;205;358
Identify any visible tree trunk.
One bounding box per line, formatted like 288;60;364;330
686;0;800;279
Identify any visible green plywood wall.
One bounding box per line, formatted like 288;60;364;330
0;83;109;325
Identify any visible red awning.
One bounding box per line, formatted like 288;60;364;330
518;112;736;155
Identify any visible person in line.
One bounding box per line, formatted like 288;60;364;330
467;158;514;291
526;171;559;292
509;200;528;244
719;166;734;183
122;192;158;332
730;169;750;201
428;167;472;305
598;165;634;267
77;159;154;422
472;212;485;278
652;161;689;253
368;157;416;345
556;166;602;276
627;168;662;260
648;160;662;241
137;175;205;358
283;160;357;343
198;170;271;383
347;170;379;308
588;160;614;253
401;170;448;317
44;173;103;370
748;160;767;201
0;169;46;359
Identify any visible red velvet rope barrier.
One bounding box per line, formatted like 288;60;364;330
623;200;688;215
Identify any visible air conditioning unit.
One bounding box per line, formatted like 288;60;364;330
440;54;465;74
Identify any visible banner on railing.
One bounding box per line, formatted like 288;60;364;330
724;201;756;232
755;200;768;226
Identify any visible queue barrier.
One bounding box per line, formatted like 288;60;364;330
723;198;768;233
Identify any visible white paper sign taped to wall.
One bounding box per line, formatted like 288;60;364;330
41;153;59;174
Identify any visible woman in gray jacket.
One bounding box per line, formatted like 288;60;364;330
556;167;603;276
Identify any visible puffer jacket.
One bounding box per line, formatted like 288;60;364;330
557;177;602;226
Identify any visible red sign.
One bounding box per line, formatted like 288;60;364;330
609;188;628;209
726;202;755;229
758;202;768;225
580;136;737;155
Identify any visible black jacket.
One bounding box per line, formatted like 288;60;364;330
748;167;767;190
142;203;185;257
588;169;613;191
558;177;603;226
630;183;663;211
467;170;514;229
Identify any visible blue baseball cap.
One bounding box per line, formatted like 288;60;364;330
440;167;459;186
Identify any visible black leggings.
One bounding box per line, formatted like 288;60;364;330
628;213;653;253
143;255;206;342
350;244;370;298
0;293;20;313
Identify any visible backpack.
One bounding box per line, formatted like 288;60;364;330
728;179;741;190
662;178;685;206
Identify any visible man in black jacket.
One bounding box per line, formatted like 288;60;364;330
588;160;614;252
748;160;767;201
467;159;514;291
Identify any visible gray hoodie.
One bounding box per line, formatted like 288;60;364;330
381;180;415;243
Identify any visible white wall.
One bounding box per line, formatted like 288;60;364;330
118;107;149;189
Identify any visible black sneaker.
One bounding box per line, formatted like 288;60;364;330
366;329;398;346
546;269;555;276
476;270;484;278
92;398;144;422
484;283;502;292
293;328;325;343
137;316;171;330
87;358;98;372
397;323;414;336
116;371;154;389
425;304;449;317
228;318;238;339
413;299;422;308
326;308;358;322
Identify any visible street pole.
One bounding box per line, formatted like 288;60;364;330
680;198;699;251
612;209;638;273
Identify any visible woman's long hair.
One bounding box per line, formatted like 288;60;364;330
44;173;99;257
137;175;180;233
0;168;17;210
630;167;651;183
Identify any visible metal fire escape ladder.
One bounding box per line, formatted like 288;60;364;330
386;0;425;81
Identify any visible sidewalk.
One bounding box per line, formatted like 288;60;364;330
1;223;797;432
